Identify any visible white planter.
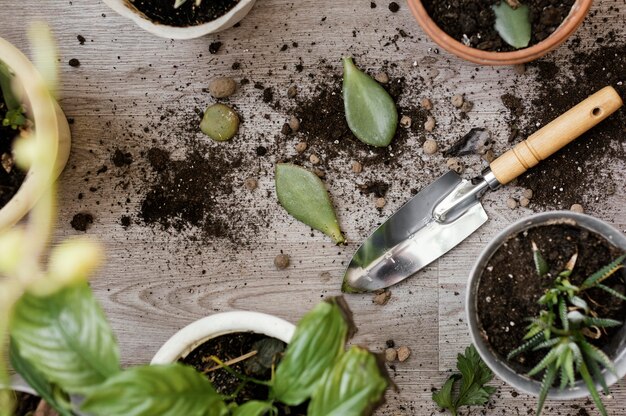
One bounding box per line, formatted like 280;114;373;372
102;0;257;40
0;36;71;231
152;311;295;364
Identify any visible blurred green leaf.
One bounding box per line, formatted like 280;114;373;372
493;2;531;49
81;364;227;416
11;283;120;394
231;401;274;416
244;338;285;376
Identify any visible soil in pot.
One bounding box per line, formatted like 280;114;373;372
0;87;26;210
180;332;307;415
130;0;240;27
477;223;626;375
421;0;576;51
12;391;52;415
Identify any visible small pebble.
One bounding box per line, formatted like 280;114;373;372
274;253;290;270
200;104;239;141
374;72;390;84
295;141;307;153
373;290;391;305
309;154;320;164
281;123;292;135
513;64;526;75
208;76;237;98
287;85;297;99
519;196;530;207
482;149;495;163
570;203;584;213
423;139;438;155
460;100;474;113
420;97;433;110
375;197;386;209
1;153;13;173
68;58;80;67
351;161;363;173
451;94;464;108
522;188;533;199
244;177;257;191
424;116;436;132
446;157;463;174
313;168;325;178
397;346;411;362
400;115;412;128
288;116;300;132
506;198;518;209
385;348;397;362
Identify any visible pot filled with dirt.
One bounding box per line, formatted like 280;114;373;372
407;0;592;65
0;35;71;230
467;211;626;415
103;0;257;39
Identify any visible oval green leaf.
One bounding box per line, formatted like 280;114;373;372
200;103;239;142
308;346;388;416
492;2;531;49
10;283;120;394
275;163;344;243
342;57;398;147
81;364;228;416
231;401;274;416
272;299;349;405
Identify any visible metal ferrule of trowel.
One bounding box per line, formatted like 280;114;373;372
342;86;624;293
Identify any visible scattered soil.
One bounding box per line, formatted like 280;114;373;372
180;332;307;414
0;89;26;209
13;392;41;416
421;0;576;51
71;212;94;231
131;0;240;27
477;223;626;376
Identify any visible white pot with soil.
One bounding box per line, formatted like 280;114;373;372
467;211;626;406
0;36;71;230
102;0;257;40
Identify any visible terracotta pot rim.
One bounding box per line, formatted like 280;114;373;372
407;0;593;65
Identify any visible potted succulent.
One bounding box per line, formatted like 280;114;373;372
0;30;71;230
467;211;626;415
102;0;258;39
407;0;593;65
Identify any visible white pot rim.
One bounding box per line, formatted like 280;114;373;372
102;0;257;39
152;311;296;364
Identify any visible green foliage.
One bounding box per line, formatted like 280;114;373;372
231;401;275;416
509;244;626;416
200;103;239;142
275;163;344;244
81;364;228;416
432;345;496;415
492;1;531;49
10;283;120;394
342;57;398;147
0;62;26;130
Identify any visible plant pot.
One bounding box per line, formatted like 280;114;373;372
406;0;592;65
152;311;295;364
102;0;258;40
0;36;71;230
467;211;626;399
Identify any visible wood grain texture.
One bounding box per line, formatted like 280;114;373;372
2;0;626;414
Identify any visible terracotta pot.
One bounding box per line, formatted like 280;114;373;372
0;37;71;230
407;0;593;65
467;211;626;399
152;311;295;364
103;0;257;40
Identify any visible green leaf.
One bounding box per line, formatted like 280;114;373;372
9;342;73;416
243;338;286;376
536;362;558;416
10;283;120;394
231;401;274;416
584;317;622;328
492;2;531;49
579;361;608;416
558;298;569;331
531;241;549;277
432;374;460;414
527;344;562;377
342;57;397;147
272;297;351;406
508;332;543;359
579;340;616;375
596;283;626;301
581;255;625;289
200;103;239;142
275;163;344;244
0;62;20;110
81;364;228;416
308;346;388;416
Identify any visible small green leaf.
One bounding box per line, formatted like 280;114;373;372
492;2;531;49
308;346;388;416
508;332;543;359
231;401;274;416
432;374;460;413
10;283;120;394
342;57;397;147
581;255;625;289
272;298;351;406
81;364;228;416
0;62;20;110
244;338;286;376
536;362;558;416
531;241;549;277
579;361;608;416
275;163;344;244
200;103;239;142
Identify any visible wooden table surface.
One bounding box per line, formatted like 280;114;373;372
3;1;626;414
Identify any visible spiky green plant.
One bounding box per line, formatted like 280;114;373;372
508;242;626;416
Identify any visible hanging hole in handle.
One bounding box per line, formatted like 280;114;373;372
592;107;603;117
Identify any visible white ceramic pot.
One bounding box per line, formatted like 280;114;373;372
102;0;257;40
152;311;295;364
0;37;71;231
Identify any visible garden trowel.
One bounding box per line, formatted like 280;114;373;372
342;86;623;293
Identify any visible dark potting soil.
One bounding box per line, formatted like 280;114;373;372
13;392;41;415
421;0;575;52
0;90;26;209
71;212;94;232
180;332;307;415
477;224;626;376
131;0;240;27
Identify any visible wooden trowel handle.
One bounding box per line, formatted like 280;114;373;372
490;86;623;185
